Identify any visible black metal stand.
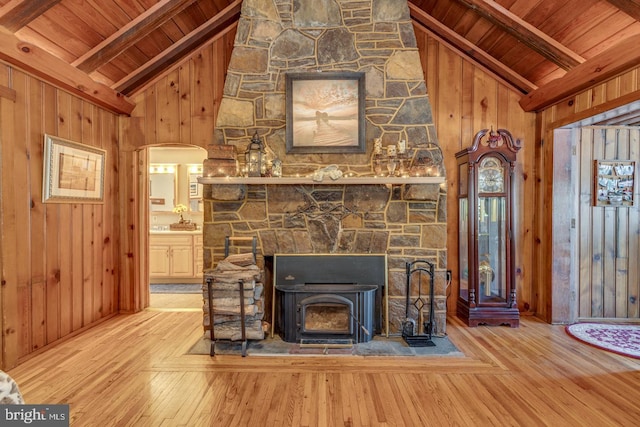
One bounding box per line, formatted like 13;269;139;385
402;260;436;347
207;236;257;357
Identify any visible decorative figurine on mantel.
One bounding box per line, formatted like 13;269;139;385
371;138;412;177
271;157;282;177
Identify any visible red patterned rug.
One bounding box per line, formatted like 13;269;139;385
565;323;640;359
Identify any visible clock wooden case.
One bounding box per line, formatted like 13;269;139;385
456;128;521;327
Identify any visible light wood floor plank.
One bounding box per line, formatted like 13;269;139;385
6;309;640;426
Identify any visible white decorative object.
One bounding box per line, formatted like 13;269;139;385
272;158;282;177
374;138;382;155
386;145;397;157
312;165;344;182
398;139;406;154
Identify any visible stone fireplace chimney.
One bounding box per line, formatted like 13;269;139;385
202;0;448;336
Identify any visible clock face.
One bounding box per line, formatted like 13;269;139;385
478;157;504;193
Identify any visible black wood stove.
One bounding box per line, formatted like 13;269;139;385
273;254;386;344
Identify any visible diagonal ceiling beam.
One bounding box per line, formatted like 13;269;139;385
72;0;198;73
0;26;135;114
454;0;585;70
605;0;640;21
409;3;537;94
113;0;242;96
0;0;61;32
520;33;640;112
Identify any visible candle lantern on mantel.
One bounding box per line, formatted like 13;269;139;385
245;131;266;177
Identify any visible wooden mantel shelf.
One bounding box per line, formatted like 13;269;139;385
198;176;446;185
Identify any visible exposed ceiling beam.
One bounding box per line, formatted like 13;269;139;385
605;0;640;21
409;3;537;94
114;0;242;96
455;0;585;70
520;33;640;112
0;0;61;32
0;26;135;115
593;110;640;126
72;0;198;73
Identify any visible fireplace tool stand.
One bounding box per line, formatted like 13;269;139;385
401;260;436;347
206;236;257;357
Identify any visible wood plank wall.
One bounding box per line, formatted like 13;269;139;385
118;23;537;317
576;127;640;320
540;69;640;323
0;64;120;369
413;24;537;316
118;25;237;313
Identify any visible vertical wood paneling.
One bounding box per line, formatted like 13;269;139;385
551;129;574;321
615;128;630;319
539;63;640;322
629;129;640;318
70;96;85;332
56;91;73;337
434;39;463;306
191;46;215;146
118;151;137;313
71;204;84;330
1;68;19;366
12;71;32;357
602;129;617;318
0;65;9;368
179;64;192;146
591;129;605;317
103;109;118;316
29;77;47;351
576;126;640;321
618;69;637;95
117;29;237;313
578;129;593;318
144;88;157;145
413;28;536;315
156;70;181;143
0;66;120;369
43;83;60;344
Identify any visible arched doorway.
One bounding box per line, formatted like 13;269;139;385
137;145;207;311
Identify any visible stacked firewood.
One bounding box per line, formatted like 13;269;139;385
203;252;267;341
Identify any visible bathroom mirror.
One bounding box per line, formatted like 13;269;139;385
149;164;177;212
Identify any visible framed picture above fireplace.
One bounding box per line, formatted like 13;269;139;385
285;71;365;154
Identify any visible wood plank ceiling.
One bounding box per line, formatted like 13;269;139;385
0;0;639;116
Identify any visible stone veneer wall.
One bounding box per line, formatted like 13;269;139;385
203;0;448;335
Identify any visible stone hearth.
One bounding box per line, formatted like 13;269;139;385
202;0;447;336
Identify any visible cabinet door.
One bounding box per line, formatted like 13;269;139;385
149;245;170;277
170;245;194;277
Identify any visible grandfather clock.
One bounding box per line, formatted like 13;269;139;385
456;128;521;327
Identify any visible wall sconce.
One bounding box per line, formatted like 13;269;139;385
245;131;265;177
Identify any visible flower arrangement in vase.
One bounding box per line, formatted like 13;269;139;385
170;204;196;230
173;203;188;223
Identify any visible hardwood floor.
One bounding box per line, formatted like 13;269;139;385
6;310;640;426
149;292;202;310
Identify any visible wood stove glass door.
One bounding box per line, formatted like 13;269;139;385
299;295;354;336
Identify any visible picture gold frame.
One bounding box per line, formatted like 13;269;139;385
42;134;106;203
